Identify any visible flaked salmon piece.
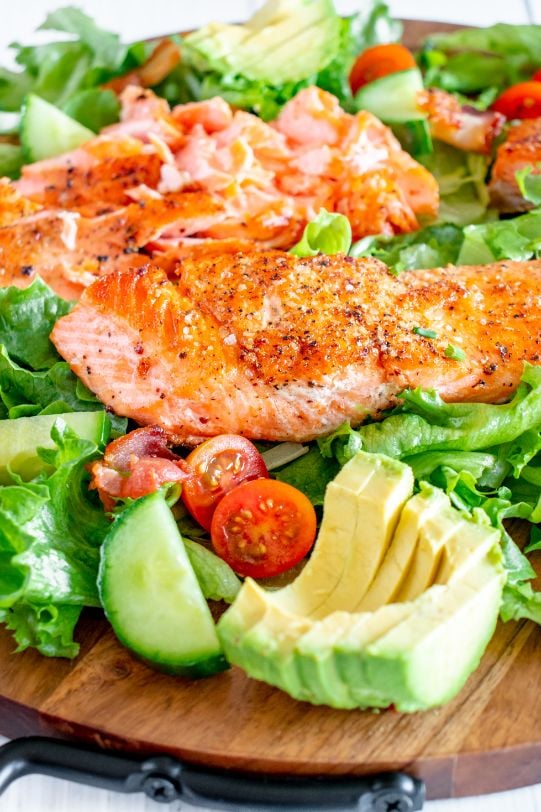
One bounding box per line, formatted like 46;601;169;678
171;98;233;133
489;119;541;212
15;135;164;215
273;88;439;232
51;253;541;443
0;191;224;298
417;88;504;154
0;179;42;227
274;86;347;146
104;86;183;146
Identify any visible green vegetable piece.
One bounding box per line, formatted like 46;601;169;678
422;23;541;94
0;419;112;658
458;207;541;266
419;142;492;226
99;491;228;676
392;119;433;157
20;94;94;162
290;209;352;257
350;222;464;273
445;344;467;361
184;538;241;604
0;144;23;179
39;7;128;72
353;67;425;123
515;165;541;207
413;327;438;339
62;88;120;132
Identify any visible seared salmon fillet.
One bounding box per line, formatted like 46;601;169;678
489;119;541;212
51;253;541;443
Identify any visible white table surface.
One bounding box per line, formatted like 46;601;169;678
2;1;541;810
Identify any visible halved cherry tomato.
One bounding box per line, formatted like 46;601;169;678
532;70;541;83
210;478;317;579
492;82;541;119
349;43;417;95
182;434;269;531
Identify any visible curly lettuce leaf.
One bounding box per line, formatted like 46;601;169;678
351;223;463;273
39;7;127;72
0;277;72;370
0;279;126;431
345;366;541;460
459;214;541;264
2;602;81;658
290;210;352;257
419;142;493;226
0;419;111;657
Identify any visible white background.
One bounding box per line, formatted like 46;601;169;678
2;1;541;811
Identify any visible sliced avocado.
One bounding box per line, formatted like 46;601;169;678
362;547;505;711
278;452;413;617
435;518;501;584
293;612;362;708
332;603;417;707
183;0;340;84
356;485;448;612
395;497;467;602
217;451;506;712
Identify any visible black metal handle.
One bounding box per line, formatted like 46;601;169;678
0;736;425;811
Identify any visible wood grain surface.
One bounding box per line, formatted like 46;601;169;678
2;19;541;803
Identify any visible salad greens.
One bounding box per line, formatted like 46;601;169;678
421;23;541;95
0;279;125;427
0;6;139;132
0;419;110;657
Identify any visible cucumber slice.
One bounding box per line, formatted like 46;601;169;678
99;492;228;677
0;411;110;484
354;68;425;124
20;94;94;163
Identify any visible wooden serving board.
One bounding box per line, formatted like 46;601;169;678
2;19;540;803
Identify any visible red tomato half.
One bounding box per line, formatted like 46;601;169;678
181;434;269;530
210;478;317;579
492;82;541;119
